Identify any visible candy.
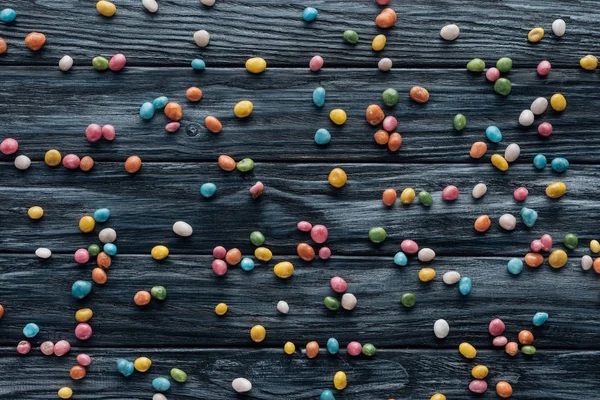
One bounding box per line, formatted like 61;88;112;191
532;312;549;327
124;155;142;173
284;342;295;354
443;271;460;284
401;240;419;254
328;167;347;188
109;53;126;71
520;207;538;227
580;54;598;71
0;38;5;54
522;345;536;355
80;156;94;171
472;365;488;379
486;67;500;82
591;240;600;253
54;340;71;356
362;343;376;356
530;97;548;115
24;32;46;51
494;78;512;95
23;323;40;338
496;381;513;398
310;224;328;243
434;319;449;339
485;126;502;142
537;60;551;76
548;249;567;268
151;286;167;300
152;377;171;392
382;88;398;106
513;187;528;201
493;336;508;346
62;154;81;169
72;280;92;299
551;157;569;173
550;93;567;111
58;388;73;399
74;249;90;264
324;296;340;311
191;58;206;70
193;30;210;47
409;86;430;103
254;247;272;262
536;122;553;137
341;293;357;310
140;102;155;119
528;27;544;42
507;258;524;274
533;154;547;169
276;300;289;314
564;233;578;249
329;109;347;125
470;142;487;158
234;100;253;118
401;292;416;307
1;138;18;154
134;357;152;372
467;58;485;72
440;24;460;40
92;56;109;71
552;19;566;36
28;206;44;220
375;8;396;28
504;341;518;356
0;8;16;22
343;30;359;44
368;227;387;243
305;341;320;358
309;55;324;72
418;191;433;206
459;342;477;358
75;323;93;340
14;155;31;170
171;368;188;383
77;353;91;366
215;303;228;315
459;277;472;294
441;185;458;201
394;251;408;266
236;158;255;172
225;248;242;265
17;340;31;354
525;253;543;267
496;57;513;73
366;104;385;125
453;114;466;130
35;248;52;259
378;57;393;71
98;228;116;244
134;290;151;306
143;0;158;12
372;34;386;51
274;262;294;278
419;267;436;282
400;188;416;204
232;378;252;393
519;110;534;126
250;325;266;342
491;154;509;171
474;215;491;232
312;87;326;108
469;380;488;394
430;395;446;400
330;276;348;293
201;0;215;5
499;214;516;231
545;182;566;198
319;247;331;259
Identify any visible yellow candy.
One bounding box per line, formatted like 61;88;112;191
250;324;266;342
151;245;169;260
548;249;567;268
430;394;446;400
400;188;416;204
491;154;509;171
78;215;95;233
28;206;44;220
459;342;477;359
333;371;347;390
418;267;436;282
57;387;73;399
471;365;489;379
329;109;347;125
273;261;294;279
550;93;567;111
580;55;598;70
45;149;62;167
234;100;253;118
96;0;117;17
372;34;386;51
75;308;93;322
254;247;272;262
590;240;600;253
215;302;228;315
328;167;347;188
284;341;296;354
528;27;544;42
245;57;267;74
134;356;152;372
545;181;566;199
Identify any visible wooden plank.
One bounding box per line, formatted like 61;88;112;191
1;254;598;348
0;67;599;163
0;1;598;68
0;347;598;399
0;161;596;256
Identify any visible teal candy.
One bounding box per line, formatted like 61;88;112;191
152;96;169;109
0;8;17;23
393;251;408;266
459;277;472;295
152;377;171;392
93;208;110;222
72;280;93;299
520;207;538;227
240;257;255;271
507;258;524;274
103;243;117;256
312;87;326;107
533;154;547;169
200;183;217;198
191;58;206;70
485;126;502;142
23;323;40;338
302;7;318;21
320;390;335;400
532;312;548;326
551;157;569;173
140;102;155;119
326;337;339;354
116;358;134;376
314;128;331;145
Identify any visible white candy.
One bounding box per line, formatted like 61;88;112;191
499;214;517;230
440;24;460;41
552;19;566;37
504;143;520;162
200;0;215;5
530;97;548;115
193;30;210;47
153;394;167;400
98;228;117;243
518;109;535;126
277;300;289;314
472;183;487;199
172;221;193;237
442;271;461;285
14;155;31;170
378;57;392;72
418;248;435;262
59;55;73;72
433;319;449;339
35;248;52;259
142;0;158;13
581;255;593;270
341;293;357;310
232;378;252;393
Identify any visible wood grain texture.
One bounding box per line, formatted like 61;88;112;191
0;347;598;399
0;67;599;163
0;0;598;68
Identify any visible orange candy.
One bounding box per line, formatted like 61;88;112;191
0;304;4;319
205;116;223;133
97;252;111;269
374;129;389;145
225;248;242;265
505;341;519;356
0;38;6;55
305;341;320;359
496;381;513;398
70;365;87;380
24;32;46;51
80;156;94;172
593;257;600;274
366;104;385;126
92;268;107;285
125;156;142;173
410;86;430;103
297;243;316;261
518;330;534;345
387;132;402;151
134;290;151;306
186;86;203;102
164;102;183;121
218;155;236;171
375;8;397;28
474;215;491;232
382;189;397;206
524;252;543;268
470;142;487;158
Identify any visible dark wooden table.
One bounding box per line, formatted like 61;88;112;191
1;1;600;399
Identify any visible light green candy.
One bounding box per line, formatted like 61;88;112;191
170;368;187;383
236;158;254;172
466;58;485;72
92;56;109;71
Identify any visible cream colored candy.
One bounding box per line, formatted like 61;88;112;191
193;30;210;47
172;221;193;237
35;248;52;259
443;271;461;284
530;97;548;115
14;155;31;170
504;143;520;162
440;24;460;41
472;183;487;199
98;228;117;243
499;214;516;230
153;394;167;400
519;109;534;126
232;378;252;393
200;0;216;5
378;57;392;71
59;55;73;72
552;19;566;37
434;319;450;339
143;0;158;12
341;293;357;310
277;300;289;314
581;255;593;270
418;248;435;262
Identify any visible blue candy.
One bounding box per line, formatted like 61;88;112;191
507;258;524;275
459;277;472;295
23;323;40;338
312;87;326;107
314;128;331;145
551;157;569;173
302;7;318;22
326;337;339;354
139;102;155;120
0;8;17;23
533;154;547;169
191;58;206;70
532;312;549;327
520;207;538;227
116;358;134;377
152;96;169;109
393;251;408;266
320;389;335;400
72;280;93;299
103;243;117;256
93;208;111;222
485;126;502;143
152;377;171;392
240;257;255;271
200;182;217;198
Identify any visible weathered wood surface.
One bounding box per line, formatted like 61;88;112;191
0;1;598;68
0;68;599;163
1;254;599;348
1;347;599;399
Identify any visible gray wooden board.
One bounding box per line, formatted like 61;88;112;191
0;68;599;163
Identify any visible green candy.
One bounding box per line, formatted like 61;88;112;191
151;286;167;300
236;158;254;172
521;345;536;355
496;57;513;73
382;88;399;107
343;30;359;44
92;56;109;71
170;368;188;383
362;343;376;356
466;58;485;72
368;227;387;243
418;191;433;206
453;114;467;131
401;292;416;308
324;296;340;311
88;244;101;257
563;233;578;250
250;231;265;246
494;78;512;96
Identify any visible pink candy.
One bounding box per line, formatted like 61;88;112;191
318;247;331;260
330;276;347;293
297;221;313;232
101;124;116;140
17;340;31;355
40;341;55;355
213;246;226;259
382;116;398;132
86;124;103;142
469;379;488;394
488;318;505;336
400;239;418;255
212;259;228;276
77;353;92;366
538;122;553;137
530;239;543;252
0;138;18;155
165;122;181;133
54;340;71;356
75;323;93;340
441;185;459;201
492;336;508;347
310;224;328;244
62;154;81;169
540;234;552;251
74;248;90;264
513;187;528;201
376;0;390;4
250;181;264;199
346;341;362;356
309;55;324;72
109;53;127;71
537;60;551;76
485;67;500;82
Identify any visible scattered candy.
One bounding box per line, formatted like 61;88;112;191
440;24;460;41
